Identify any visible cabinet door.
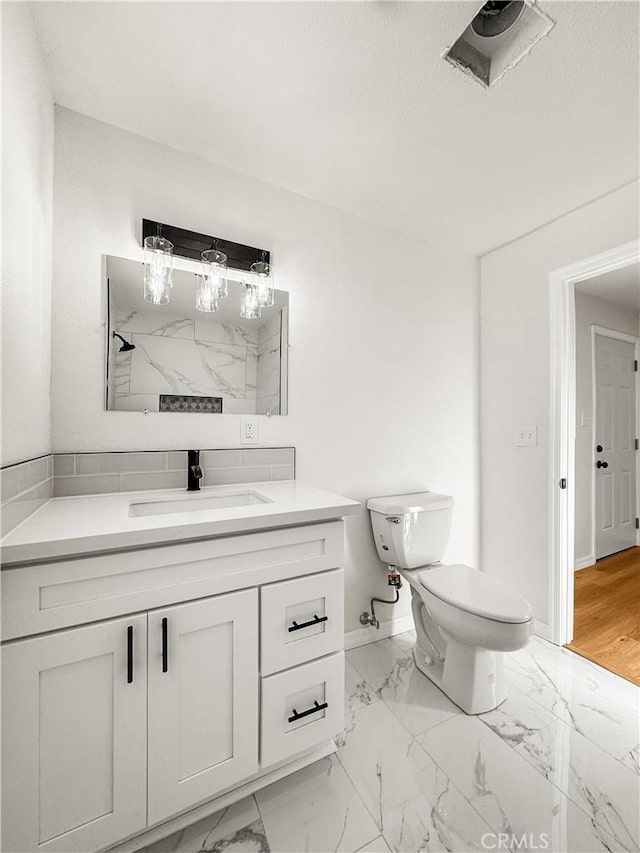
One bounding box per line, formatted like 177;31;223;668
147;589;259;825
1;615;147;852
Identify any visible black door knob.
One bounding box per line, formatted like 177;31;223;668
597;460;609;469
596;445;603;453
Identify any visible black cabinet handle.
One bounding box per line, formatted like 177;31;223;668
597;460;609;469
288;614;328;633
127;625;133;684
162;617;168;673
288;700;328;724
596;444;603;453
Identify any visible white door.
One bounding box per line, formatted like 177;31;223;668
595;332;638;559
147;589;259;825
1;615;147;853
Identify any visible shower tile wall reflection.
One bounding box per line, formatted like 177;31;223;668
106;256;286;415
257;314;283;416
113;317;263;414
130;336;250;397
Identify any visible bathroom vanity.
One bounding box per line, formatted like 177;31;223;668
0;481;359;853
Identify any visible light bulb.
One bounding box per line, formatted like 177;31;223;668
201;249;228;298
143;234;173;305
250;258;274;308
195;274;219;313
241;283;262;319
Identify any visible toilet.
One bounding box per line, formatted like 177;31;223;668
367;491;533;714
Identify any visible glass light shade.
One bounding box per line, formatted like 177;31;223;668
195;274;219;313
143;235;173;305
240;283;262;319
201;249;228;298
250;259;274;308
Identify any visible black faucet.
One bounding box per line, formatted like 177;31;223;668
187;450;204;491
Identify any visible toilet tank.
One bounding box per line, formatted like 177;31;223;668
366;492;454;569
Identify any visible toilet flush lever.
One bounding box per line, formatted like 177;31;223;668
386;516;401;524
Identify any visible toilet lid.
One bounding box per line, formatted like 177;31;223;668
418;564;532;624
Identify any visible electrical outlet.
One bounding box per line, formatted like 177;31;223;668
241;416;258;445
514;425;537;447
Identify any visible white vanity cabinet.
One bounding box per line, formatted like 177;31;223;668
1;614;148;853
1;518;348;853
147;590;259;825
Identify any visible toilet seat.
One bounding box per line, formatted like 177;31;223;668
417;563;532;625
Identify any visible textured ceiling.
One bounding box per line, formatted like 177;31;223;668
32;1;640;255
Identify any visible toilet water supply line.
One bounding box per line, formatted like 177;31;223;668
360;568;402;629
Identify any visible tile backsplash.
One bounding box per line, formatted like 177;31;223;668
1;455;54;537
53;448;295;497
0;448;295;537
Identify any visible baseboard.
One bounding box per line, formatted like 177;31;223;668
574;554;595;571
534;619;551;642
346;613;553;648
344;613;414;650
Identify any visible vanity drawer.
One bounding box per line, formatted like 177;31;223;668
261;569;344;675
261;652;344;767
1;522;344;641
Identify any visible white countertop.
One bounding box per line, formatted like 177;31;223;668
0;481;360;566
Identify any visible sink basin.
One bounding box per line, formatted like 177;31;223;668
129;490;272;517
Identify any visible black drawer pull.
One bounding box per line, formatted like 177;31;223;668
288;614;328;633
288;700;328;724
127;625;134;684
162;617;168;673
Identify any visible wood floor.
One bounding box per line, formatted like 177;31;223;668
566;546;640;686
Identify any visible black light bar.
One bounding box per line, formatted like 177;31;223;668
142;219;270;272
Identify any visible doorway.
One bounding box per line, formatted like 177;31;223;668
566;275;640;684
549;240;640;661
593;329;638;560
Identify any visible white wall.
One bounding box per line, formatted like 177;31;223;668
480;182;640;635
1;4;54;465
574;292;639;568
52;108;480;632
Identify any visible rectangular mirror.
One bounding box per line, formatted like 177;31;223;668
105;255;288;415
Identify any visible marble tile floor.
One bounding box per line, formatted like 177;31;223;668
141;634;639;853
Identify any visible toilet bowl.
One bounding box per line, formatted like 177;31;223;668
367;492;533;714
402;562;532;714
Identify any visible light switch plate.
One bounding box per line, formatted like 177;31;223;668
514;425;537;447
241;416;258;445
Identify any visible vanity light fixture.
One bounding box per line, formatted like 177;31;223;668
141;220;274;318
201;246;228;299
240;282;262;320
250;252;274;308
143;224;174;305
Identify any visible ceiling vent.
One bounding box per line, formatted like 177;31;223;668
443;0;554;89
